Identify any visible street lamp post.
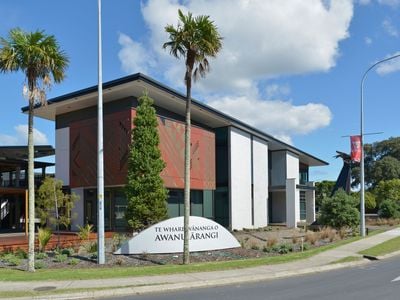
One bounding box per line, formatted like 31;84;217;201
360;53;400;237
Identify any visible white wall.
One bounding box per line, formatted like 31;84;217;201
55;127;70;185
286;178;300;228
71;187;84;231
286;152;299;185
252;137;268;227
229;127;252;230
270;151;286;186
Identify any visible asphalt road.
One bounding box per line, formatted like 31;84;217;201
98;256;400;300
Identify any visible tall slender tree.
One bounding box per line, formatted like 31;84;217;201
0;28;68;271
163;10;222;264
125;92;168;231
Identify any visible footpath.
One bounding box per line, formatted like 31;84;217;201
1;227;400;300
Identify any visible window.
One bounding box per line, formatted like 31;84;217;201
300;191;306;220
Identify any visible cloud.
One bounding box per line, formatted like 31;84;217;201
358;0;371;4
118;0;348;142
365;37;373;45
206;96;332;145
0;125;48;146
121;0;354;92
378;0;400;7
265;84;291;99
375;52;400;75
118;32;156;74
382;18;398;37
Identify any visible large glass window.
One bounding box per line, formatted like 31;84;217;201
167;189;214;219
84;187;127;232
300;191;306;220
299;164;309;185
215;127;229;227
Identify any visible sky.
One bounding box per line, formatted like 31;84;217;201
1;0;400;182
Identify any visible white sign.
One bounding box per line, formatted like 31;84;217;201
114;216;240;254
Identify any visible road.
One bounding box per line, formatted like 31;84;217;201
98;256;400;300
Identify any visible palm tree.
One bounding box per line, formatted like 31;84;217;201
163;9;222;264
0;28;68;271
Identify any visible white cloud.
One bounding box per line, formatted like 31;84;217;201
122;0;354;93
365;37;373;45
382;18;398;37
206;96;332;145
118;0;348;142
378;0;400;7
376;52;400;75
118;32;156;74
0;125;48;146
265;84;291;99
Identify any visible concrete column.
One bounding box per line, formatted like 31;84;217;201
306;181;316;224
286;178;299;228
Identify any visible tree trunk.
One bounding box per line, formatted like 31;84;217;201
27;97;35;272
183;69;192;265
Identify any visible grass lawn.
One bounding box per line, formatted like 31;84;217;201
329;256;364;264
359;236;400;257
0;235;363;282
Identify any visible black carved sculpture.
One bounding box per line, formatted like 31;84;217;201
331;151;353;196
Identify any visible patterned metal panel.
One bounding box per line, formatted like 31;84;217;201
69;108;215;190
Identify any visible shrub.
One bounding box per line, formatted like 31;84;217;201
34;261;46;269
85;242;98;254
61;248;74;257
68;258;80;266
266;237;278;247
319;189;360;229
2;253;21;266
112;233;128;252
305;232;318;245
378;199;400;219
302;242;310;251
250;242;260;250
14;248;28;259
278;243;292;254
77;224;93;241
35;252;48;260
38;227;52;252
53;254;68;263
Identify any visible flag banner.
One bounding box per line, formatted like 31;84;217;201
350;135;362;162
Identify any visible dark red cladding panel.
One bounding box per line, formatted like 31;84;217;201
69;110;131;188
69;108;215;190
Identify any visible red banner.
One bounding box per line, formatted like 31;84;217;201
350;135;362;162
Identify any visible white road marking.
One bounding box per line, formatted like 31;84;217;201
391;276;400;282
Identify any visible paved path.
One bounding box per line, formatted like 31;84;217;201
1;227;399;300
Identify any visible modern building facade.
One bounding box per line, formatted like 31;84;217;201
0;146;54;233
26;73;328;231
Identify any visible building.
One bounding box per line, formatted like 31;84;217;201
0;146;54;233
25;73;328;231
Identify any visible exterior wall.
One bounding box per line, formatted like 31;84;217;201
270;151;286;186
55;127;70;185
286;178;300;228
270;191;286;223
229;127;252;230
67;106;215;190
286;152;299;185
252;137;268;227
70;187;84;231
306;182;316;224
